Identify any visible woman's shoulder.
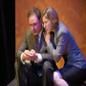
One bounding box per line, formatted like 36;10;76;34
59;21;69;33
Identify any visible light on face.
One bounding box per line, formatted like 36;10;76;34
42;16;52;32
28;14;41;35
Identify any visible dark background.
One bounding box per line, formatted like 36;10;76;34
0;0;15;85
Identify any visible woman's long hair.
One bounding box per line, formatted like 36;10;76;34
42;7;59;29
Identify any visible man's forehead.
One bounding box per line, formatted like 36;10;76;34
29;14;39;22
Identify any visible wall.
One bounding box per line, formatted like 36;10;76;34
16;0;86;68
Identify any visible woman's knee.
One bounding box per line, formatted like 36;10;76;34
53;71;62;80
53;71;69;86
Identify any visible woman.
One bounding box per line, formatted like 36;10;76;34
42;7;86;86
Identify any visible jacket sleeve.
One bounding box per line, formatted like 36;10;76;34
41;53;53;60
16;32;29;61
46;33;69;62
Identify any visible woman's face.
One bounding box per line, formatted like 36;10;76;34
42;15;52;33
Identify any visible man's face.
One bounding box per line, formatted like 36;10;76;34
28;14;41;35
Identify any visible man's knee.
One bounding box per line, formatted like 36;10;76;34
43;61;53;72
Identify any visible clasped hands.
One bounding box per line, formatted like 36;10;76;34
21;49;37;61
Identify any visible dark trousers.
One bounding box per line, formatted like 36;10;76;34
60;65;86;86
18;59;57;86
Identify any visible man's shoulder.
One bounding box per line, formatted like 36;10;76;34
25;29;32;36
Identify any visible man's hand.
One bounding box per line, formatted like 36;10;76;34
21;50;31;61
29;49;38;61
21;49;37;61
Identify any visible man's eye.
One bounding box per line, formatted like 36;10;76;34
29;24;33;26
34;23;36;25
34;23;37;26
29;23;36;26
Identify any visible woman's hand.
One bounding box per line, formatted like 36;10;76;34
44;33;51;44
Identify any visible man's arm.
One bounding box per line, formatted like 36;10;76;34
16;38;28;62
16;30;30;63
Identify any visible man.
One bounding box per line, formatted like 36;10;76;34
16;7;57;86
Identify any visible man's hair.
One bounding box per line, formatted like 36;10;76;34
42;7;59;28
27;7;41;20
